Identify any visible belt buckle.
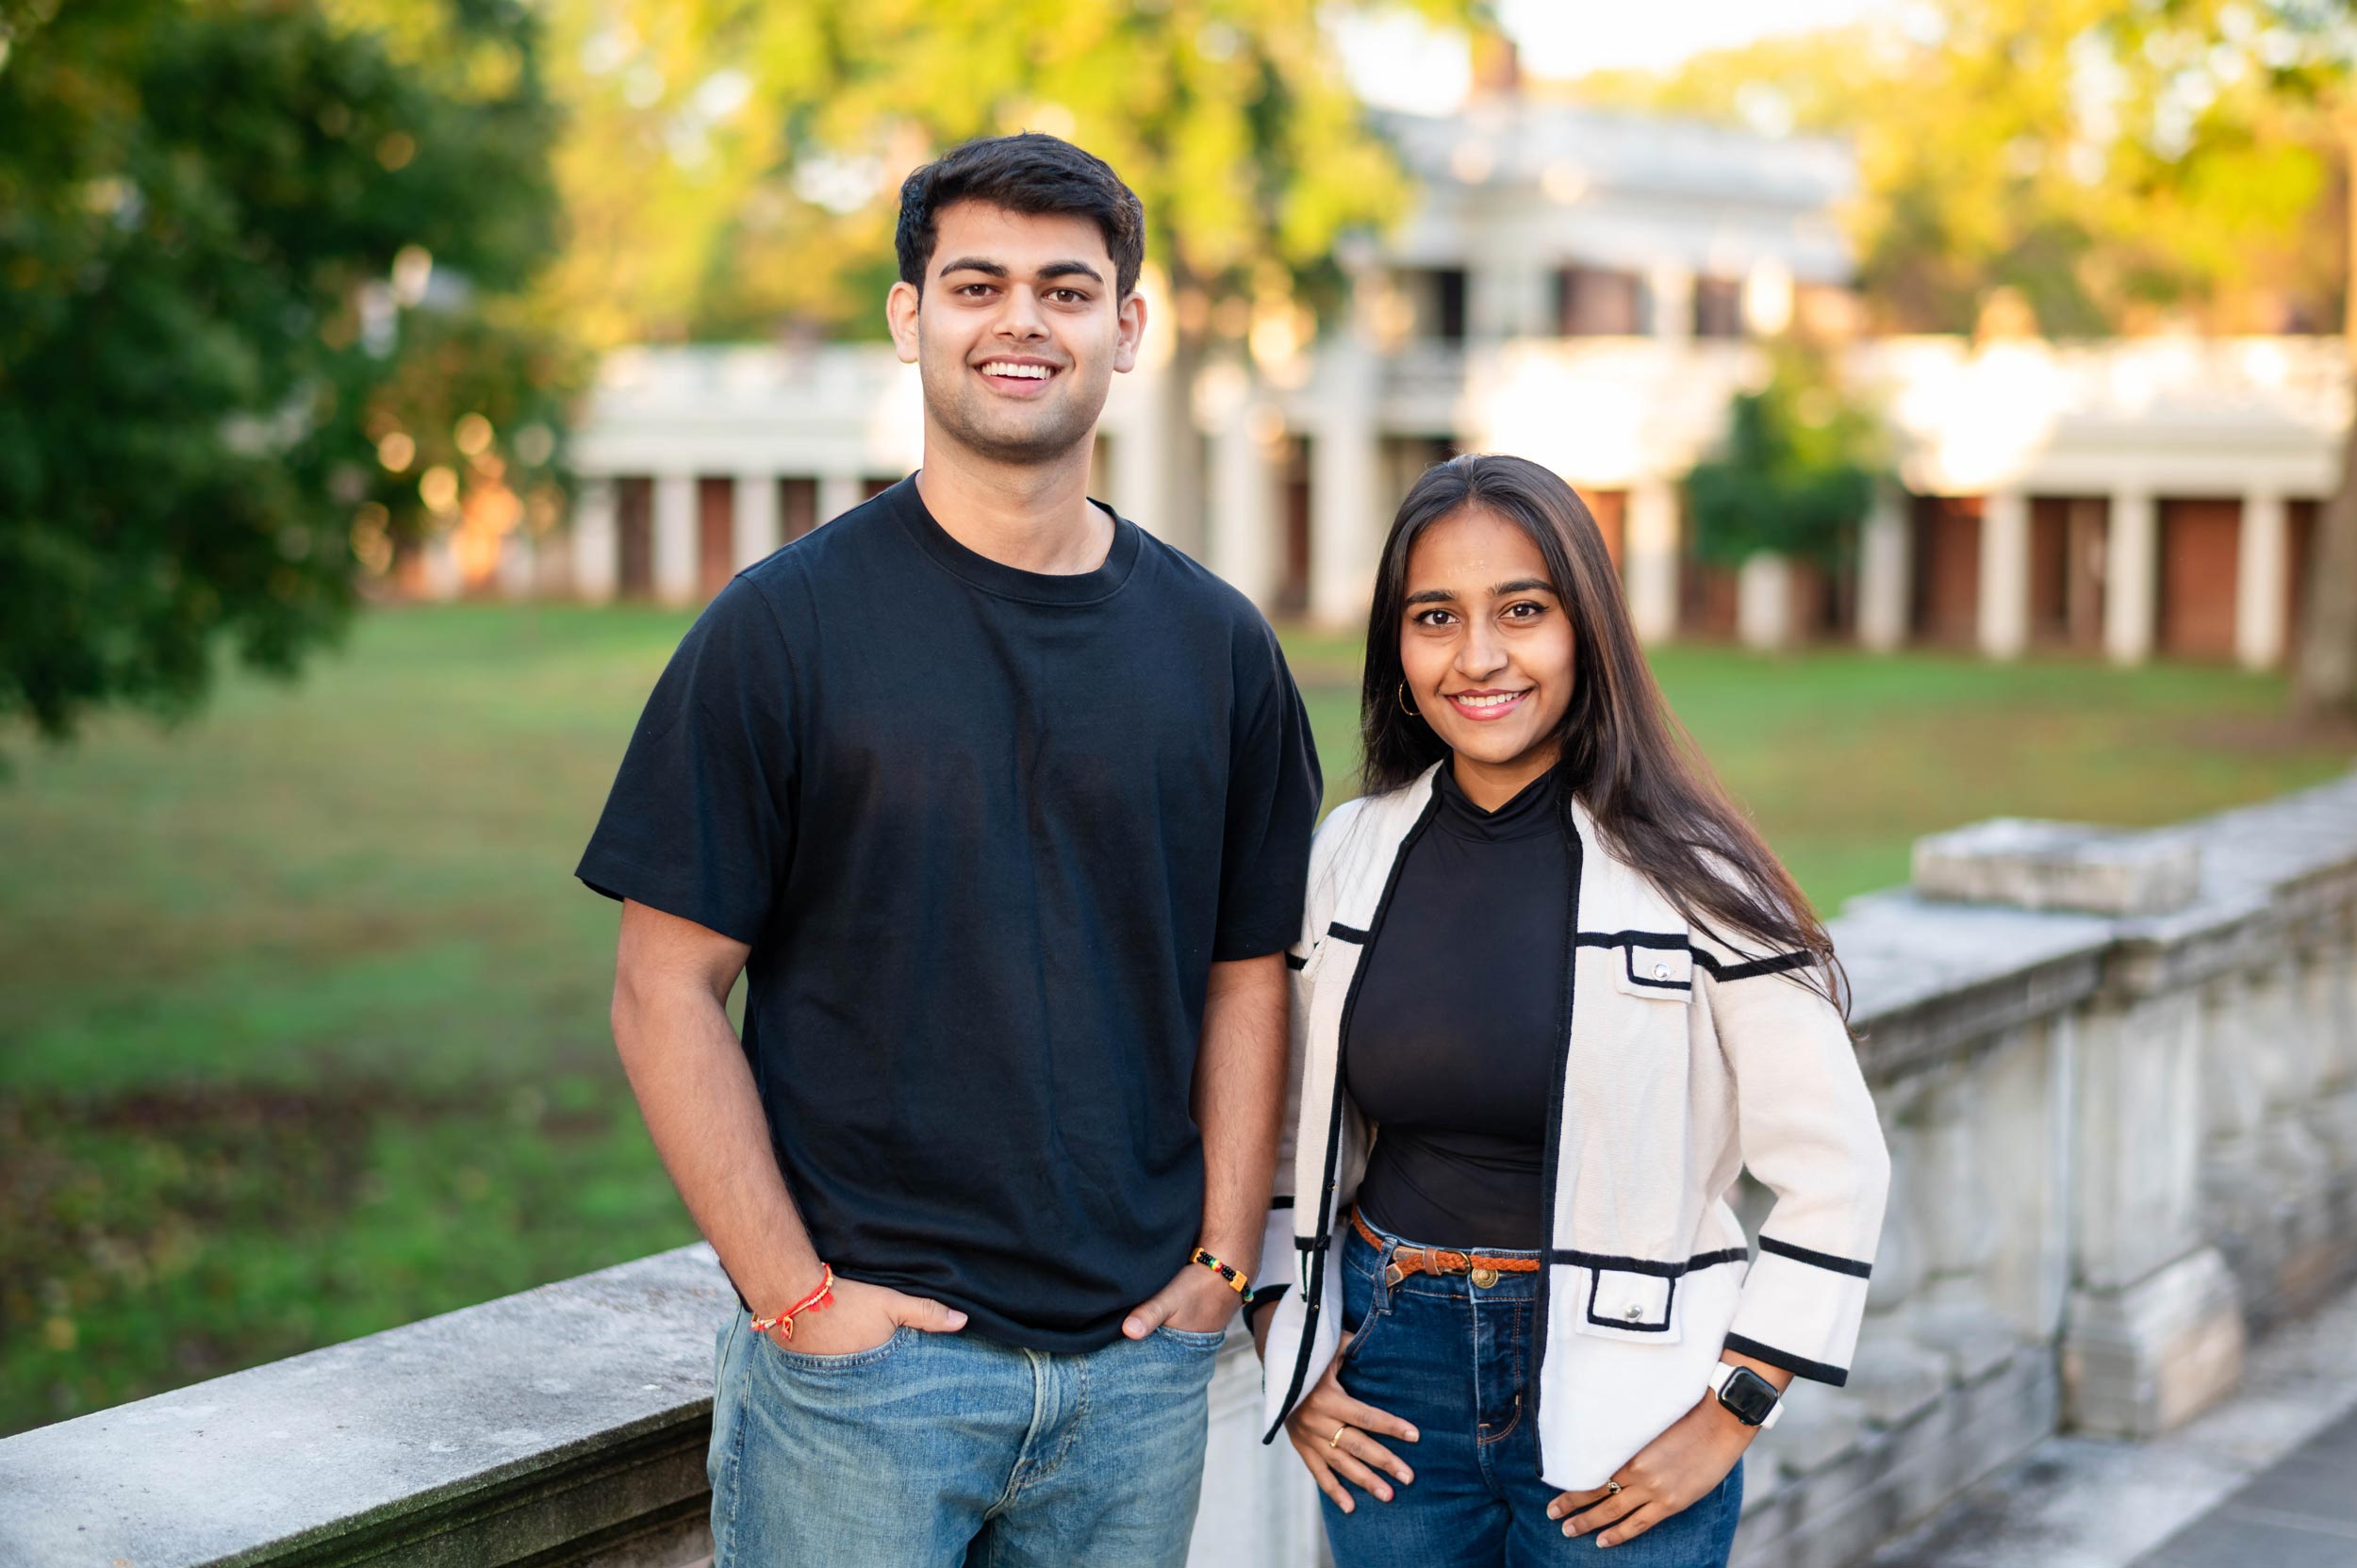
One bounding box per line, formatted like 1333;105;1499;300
1382;1261;1406;1288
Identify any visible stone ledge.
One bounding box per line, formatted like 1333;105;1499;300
1911;818;2202;916
0;1246;734;1567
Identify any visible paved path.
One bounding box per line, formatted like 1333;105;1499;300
1869;1280;2357;1568
2129;1405;2357;1568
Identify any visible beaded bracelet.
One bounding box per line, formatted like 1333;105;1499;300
750;1263;834;1340
1189;1246;1250;1296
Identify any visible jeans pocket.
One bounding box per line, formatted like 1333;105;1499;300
755;1322;916;1373
1152;1324;1229;1351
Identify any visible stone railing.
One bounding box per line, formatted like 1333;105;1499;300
4;771;2354;1567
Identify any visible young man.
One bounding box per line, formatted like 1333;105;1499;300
576;134;1321;1566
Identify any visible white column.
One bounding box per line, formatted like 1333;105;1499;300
1208;382;1278;608
2105;488;2158;667
1309;341;1381;627
1647;263;1695;343
651;471;699;606
2236;489;2288;670
570;478;618;603
1979;487;2032;659
1624;480;1682;644
1112;268;1178;542
1858;485;1911;652
817;471;865;529
421;530;463;602
733;473;781;570
1736;553;1795;651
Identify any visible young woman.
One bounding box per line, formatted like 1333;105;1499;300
1247;455;1889;1565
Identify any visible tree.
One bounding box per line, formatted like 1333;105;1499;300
0;0;577;742
1686;342;1882;573
531;0;1479;538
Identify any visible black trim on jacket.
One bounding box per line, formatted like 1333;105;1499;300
1525;818;1586;1475
1722;1331;1852;1388
1572;931;1813;983
1264;789;1444;1445
1757;1234;1873;1278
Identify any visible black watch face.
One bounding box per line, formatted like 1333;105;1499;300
1718;1367;1778;1426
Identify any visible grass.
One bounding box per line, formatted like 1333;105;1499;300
2;602;2348;1434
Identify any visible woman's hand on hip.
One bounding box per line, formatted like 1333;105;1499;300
762;1276;965;1356
1283;1337;1419;1512
1547;1394;1752;1546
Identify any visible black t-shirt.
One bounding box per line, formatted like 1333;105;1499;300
577;477;1321;1351
1344;761;1577;1251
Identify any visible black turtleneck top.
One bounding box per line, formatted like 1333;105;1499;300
1343;761;1578;1251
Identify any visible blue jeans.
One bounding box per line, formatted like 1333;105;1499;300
706;1306;1220;1566
1323;1216;1743;1568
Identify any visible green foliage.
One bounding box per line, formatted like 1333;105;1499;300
534;0;1478;350
0;0;578;741
1686;347;1882;569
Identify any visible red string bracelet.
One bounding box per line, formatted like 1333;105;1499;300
750;1263;834;1341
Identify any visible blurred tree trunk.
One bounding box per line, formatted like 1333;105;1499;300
2295;114;2357;718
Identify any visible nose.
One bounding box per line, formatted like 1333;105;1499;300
1457;617;1508;681
996;286;1049;342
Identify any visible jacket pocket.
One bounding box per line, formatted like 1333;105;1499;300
1574;1264;1684;1343
1610;940;1694;1002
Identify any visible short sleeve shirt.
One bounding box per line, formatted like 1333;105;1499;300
577;478;1321;1350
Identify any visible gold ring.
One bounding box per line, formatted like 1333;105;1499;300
1606;1479;1623;1495
1329;1423;1349;1449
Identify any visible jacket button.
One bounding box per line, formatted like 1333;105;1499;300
1654;963;1673;981
1623;1303;1644;1321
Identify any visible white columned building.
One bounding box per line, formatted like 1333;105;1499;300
651;471;699;606
1624;480;1683;645
2236;489;2290;670
731;473;780;571
537;100;2342;671
816;472;867;530
569;478;618;603
2105;488;2159;667
1978;488;2032;660
1857;486;1912;653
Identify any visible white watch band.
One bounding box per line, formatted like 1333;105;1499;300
1708;1361;1784;1428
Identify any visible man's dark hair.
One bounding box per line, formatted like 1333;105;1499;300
895;133;1146;301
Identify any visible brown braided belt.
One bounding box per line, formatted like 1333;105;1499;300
1351;1207;1543;1290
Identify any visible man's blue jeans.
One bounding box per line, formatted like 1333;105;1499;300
1323;1216;1744;1567
707;1306;1221;1566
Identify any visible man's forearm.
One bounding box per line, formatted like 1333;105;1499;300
1192;953;1289;1269
612;969;820;1313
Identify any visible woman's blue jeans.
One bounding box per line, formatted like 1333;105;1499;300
1322;1214;1743;1568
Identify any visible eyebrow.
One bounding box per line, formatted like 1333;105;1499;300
1404;578;1558;606
935;256;1105;286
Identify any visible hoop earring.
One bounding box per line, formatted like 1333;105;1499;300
1397;683;1420;718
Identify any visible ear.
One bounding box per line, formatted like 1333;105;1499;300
886;279;921;366
1111;288;1146;375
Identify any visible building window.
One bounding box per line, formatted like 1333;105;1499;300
1558;267;1644;336
1693;276;1744;338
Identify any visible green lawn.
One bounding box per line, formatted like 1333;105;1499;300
3;602;2348;1433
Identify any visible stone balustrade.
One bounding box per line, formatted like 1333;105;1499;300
4;770;2355;1568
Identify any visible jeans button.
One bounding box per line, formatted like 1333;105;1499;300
1470;1267;1499;1289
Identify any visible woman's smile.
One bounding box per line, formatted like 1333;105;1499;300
1443;687;1532;720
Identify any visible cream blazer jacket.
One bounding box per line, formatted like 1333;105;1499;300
1254;764;1890;1490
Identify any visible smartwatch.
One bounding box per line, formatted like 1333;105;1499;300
1707;1362;1784;1428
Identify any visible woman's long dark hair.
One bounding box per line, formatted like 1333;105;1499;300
1360;453;1849;1019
